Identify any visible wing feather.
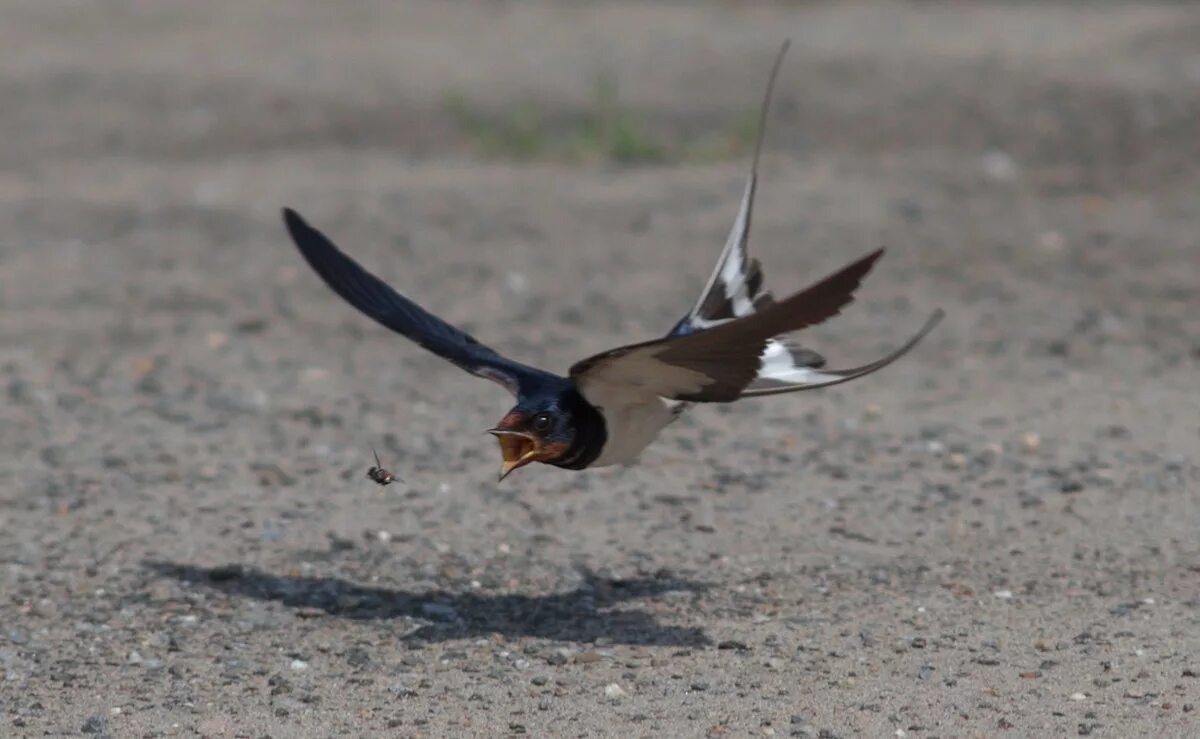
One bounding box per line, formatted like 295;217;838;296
669;40;790;338
283;208;556;396
573;249;886;404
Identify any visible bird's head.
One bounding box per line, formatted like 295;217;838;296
487;401;575;481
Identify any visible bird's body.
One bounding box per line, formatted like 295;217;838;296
283;41;943;481
588;395;684;467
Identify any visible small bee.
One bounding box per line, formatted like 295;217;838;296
366;447;401;486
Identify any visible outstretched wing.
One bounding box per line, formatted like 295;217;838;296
572;250;933;409
283;208;558;396
668;41;789;339
737;309;943;396
666;40;831;386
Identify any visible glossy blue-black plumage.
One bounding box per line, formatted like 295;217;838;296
283;208;562;397
283;208;609;470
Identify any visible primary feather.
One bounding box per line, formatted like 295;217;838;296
283;208;559;396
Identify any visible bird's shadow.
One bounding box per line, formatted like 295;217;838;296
143;560;709;647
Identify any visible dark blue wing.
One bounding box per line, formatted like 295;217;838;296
283;208;558;396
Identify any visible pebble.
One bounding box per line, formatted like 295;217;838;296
300;367;329;383
289;659;309;671
1037;230;1066;252
1070;692;1087;701
505;271;528;293
982;150;1019;182
604;683;628;700
1021;432;1041;453
994;590;1014;599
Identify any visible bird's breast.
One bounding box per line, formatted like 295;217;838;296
590;397;686;467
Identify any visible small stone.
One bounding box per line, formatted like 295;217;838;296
1037;231;1066;252
81;716;108;736
717;640;750;651
1020;432;1041;453
690;681;710;691
993;590;1013;599
604;683;628;700
290;659;309;671
1070;692;1087;701
1060;479;1084;494
982;150;1018;182
574;651;601;664
531;675;548;686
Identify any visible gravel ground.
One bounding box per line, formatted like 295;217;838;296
2;1;1199;737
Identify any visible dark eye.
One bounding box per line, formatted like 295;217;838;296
531;412;553;431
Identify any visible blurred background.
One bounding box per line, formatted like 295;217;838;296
1;1;1198;736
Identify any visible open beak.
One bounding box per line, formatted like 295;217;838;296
487;429;542;481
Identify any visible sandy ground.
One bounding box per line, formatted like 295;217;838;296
2;1;1199;736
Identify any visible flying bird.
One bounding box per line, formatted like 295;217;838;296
283;41;942;481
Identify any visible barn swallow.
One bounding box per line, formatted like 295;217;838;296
283;41;942;481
